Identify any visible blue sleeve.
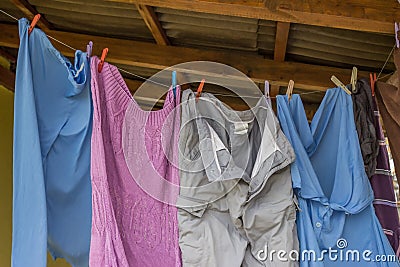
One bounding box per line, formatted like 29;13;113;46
12;18;47;267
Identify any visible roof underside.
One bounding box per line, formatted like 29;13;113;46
0;0;397;112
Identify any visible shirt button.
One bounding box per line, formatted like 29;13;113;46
315;222;322;228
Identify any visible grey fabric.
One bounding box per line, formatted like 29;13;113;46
177;90;299;267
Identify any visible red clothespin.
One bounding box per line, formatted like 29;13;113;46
370;73;377;96
28;14;41;35
98;48;109;73
195;79;205;101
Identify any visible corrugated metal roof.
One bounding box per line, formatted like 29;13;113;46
28;0;154;41
0;0;396;108
0;1;394;74
0;0;25;23
257;20;276;58
287;24;395;72
156;7;259;52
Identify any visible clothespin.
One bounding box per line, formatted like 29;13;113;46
286;80;294;102
28;14;41;35
86;41;93;58
172;70;177;97
370;73;377;96
395;22;400;49
264;80;270;98
331;76;351;95
98;48;108;73
195;79;205;101
351;67;358;93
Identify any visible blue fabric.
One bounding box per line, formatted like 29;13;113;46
277;88;400;266
12;18;92;267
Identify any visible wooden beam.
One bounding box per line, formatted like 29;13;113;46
274;22;290;62
270;22;290;97
110;0;400;34
0;23;368;91
0;65;15;92
10;0;52;31
135;4;170;45
270;85;280;97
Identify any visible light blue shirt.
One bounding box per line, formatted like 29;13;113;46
12;18;92;267
277;88;399;266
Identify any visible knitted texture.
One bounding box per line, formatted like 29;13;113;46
89;56;181;267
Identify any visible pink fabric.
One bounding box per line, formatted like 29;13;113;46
89;56;181;267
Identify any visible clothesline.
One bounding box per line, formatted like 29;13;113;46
0;9;396;99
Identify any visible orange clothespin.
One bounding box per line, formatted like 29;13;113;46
28;14;41;35
98;48;109;73
370;73;377;96
195;79;205;101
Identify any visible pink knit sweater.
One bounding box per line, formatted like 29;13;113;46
89;56;181;266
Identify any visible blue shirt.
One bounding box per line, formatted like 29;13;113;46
12;18;92;267
277;88;399;266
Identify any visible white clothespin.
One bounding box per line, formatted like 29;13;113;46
264;80;270;98
351;67;358;93
331;76;351;95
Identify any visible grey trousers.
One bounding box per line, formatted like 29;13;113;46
177;90;299;267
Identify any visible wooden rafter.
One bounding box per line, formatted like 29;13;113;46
110;0;400;34
0;65;15;92
10;0;52;31
0;23;366;91
135;4;170;45
274;22;290;62
270;21;291;96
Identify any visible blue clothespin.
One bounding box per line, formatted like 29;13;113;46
172;71;177;97
87;41;93;58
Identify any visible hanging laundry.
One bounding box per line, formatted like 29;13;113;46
353;78;400;254
12;18;92;267
178;90;298;267
375;48;400;196
89;57;181;267
351;78;379;178
277;88;399;267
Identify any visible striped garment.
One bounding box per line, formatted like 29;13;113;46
371;98;400;257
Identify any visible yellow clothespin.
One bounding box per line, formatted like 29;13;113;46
331;76;351;95
286;80;294;102
351;67;358;93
